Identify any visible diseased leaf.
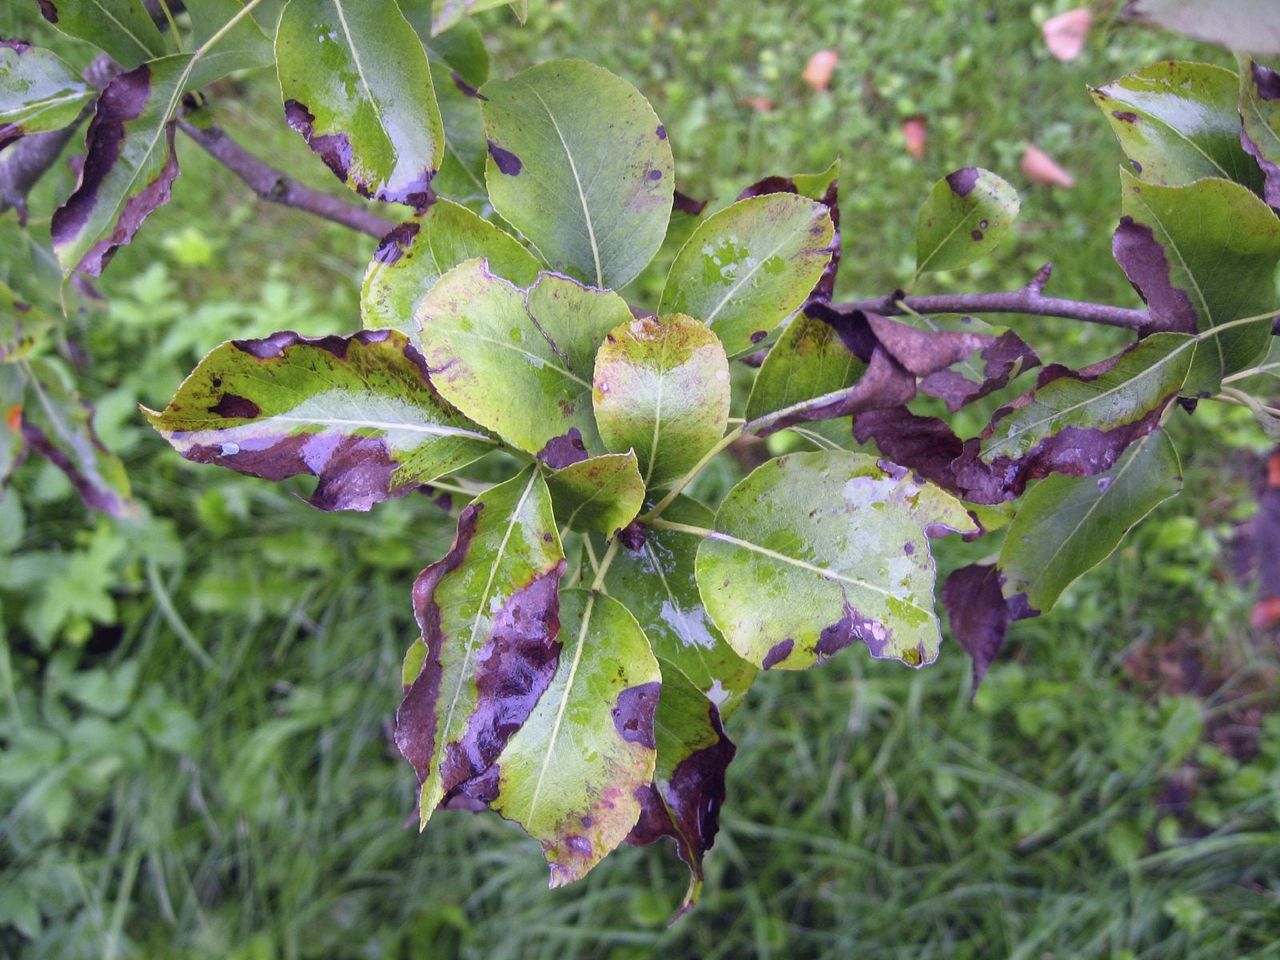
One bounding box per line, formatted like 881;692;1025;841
361;199;540;334
1122;0;1280;55
0;41;93;152
626;668;735;913
277;0;445;206
546;452;645;535
941;563;1018;691
415;259;631;458
481;60;674;289
1000;428;1183;615
395;468;566;828
187;0;274;89
36;0;167;70
420;18;489;87
915;167;1019;274
24;358;135;517
660;193;835;356
915;318;1040;412
456;588;661;888
593;314;730;489
979;333;1191;481
695;451;976;671
0;280;54;363
1118;169;1280;381
1091;61;1262;191
744;310;864;421
430;60;489;206
51;57;188;276
607;496;757;712
144;329;495;511
1240;59;1280;209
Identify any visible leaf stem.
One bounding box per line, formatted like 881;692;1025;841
195;0;267;58
640;424;744;522
589;537;619;592
648;518;713;538
156;0;184;51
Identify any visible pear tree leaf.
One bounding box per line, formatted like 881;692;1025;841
35;0;167;70
361;199;541;333
431;0;519;35
481;60;674;289
395;468;566;828
51;57;189;276
1090;61;1262;190
545;452;645;535
1122;0;1280;55
430;60;489;206
186;0;274;89
0;280;54;363
744;310;864;421
695;451;976;671
660;193;836;356
414;259;632;458
277;0;445;207
144;329;495;511
0;41;93;151
592;313;730;489
452;587;661;888
419;18;489;87
1000;428;1183;615
1116;169;1280;381
915;167;1019;274
1239;59;1280;209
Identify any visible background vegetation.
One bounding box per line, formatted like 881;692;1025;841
2;1;1278;957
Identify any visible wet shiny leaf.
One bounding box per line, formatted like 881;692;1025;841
361;199;540;333
415;259;631;457
593;313;730;489
277;0;445;206
36;0;166;70
546;452;645;535
1000;429;1182;615
1091;61;1261;190
660;192;835;355
915;167;1019;274
472;588;660;887
0;41;93;151
695;451;976;671
51;57;188;276
144;329;495;511
481;60;674;289
395;468;566;827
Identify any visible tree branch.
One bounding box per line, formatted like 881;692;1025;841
176;120;395;239
836;263;1148;330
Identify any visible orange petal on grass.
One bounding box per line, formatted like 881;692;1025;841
802;50;839;91
1042;7;1092;62
745;95;774;113
1021;144;1075;188
901;116;927;159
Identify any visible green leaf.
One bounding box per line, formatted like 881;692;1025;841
915;167;1019;274
420;19;489;87
483;587;660;887
144;329;495;511
186;0;274;89
1090;61;1261;191
1239;59;1280;209
592;313;730;489
1118;169;1280;381
791;157;841;200
481;59;674;289
744;311;864;421
999;429;1183;615
51;56;189;276
276;0;445;206
1123;0;1280;55
36;0;167;70
545;452;645;535
23;358;135;517
980;333;1192;468
361;199;541;334
415;259;631;457
395;468;566;828
606;496;757;712
0;41;93;150
431;0;522;36
429;60;488;205
659;193;835;356
694;451;976;671
0;280;53;363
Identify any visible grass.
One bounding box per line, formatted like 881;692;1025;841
2;1;1280;958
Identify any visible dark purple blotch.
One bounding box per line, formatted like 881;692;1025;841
1112;216;1197;335
762;638;794;670
919;329;1040;412
656;124;667;140
616;521;648;551
815;600;893;662
36;1;58;23
970;229;983;241
20;406;131;517
487;139;522;176
1111;110;1139;123
537;427;588;468
672;189;708;216
209;393;260;419
941;563;1037;692
451;71;487;100
946;166;979;196
374;221;421;266
612;681;660;749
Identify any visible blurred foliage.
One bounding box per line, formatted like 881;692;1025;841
1;0;1278;957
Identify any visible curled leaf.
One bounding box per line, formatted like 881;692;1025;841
546;451;645;535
